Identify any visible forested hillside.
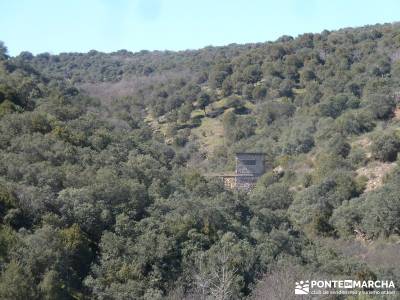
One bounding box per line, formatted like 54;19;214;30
0;22;400;299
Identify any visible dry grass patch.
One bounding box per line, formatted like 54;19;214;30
190;117;224;157
356;161;397;192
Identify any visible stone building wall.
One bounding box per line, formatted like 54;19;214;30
235;175;258;191
235;153;265;175
223;176;236;189
220;153;266;191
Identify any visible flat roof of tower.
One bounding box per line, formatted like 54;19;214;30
235;152;266;155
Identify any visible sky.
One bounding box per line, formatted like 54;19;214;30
1;0;399;56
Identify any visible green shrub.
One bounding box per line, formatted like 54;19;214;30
250;183;293;210
348;147;368;167
370;131;400;162
365;93;395;120
335;110;375;136
327;134;351;158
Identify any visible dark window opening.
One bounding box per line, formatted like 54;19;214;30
241;159;256;165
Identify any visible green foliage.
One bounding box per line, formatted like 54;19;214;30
0;185;16;218
197;92;210;113
0;23;400;298
0;261;38;300
330;199;363;237
0;226;18;266
327;134;351;158
348;146;368;168
332;169;400;238
370;131;400;162
39;269;70;300
318;94;359;119
250;182;293;210
0;41;8;60
360;174;400;237
257;98;295;126
222;111;256;143
282;118;315;155
365;93;395;120
289;171;361;236
335;110;375;136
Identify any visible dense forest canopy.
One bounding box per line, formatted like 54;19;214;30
0;22;400;299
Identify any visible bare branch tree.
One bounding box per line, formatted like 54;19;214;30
191;247;238;300
208;247;237;300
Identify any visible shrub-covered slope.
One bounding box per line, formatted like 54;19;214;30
0;23;399;299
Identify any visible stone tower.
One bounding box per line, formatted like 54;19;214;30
235;152;265;190
221;152;266;191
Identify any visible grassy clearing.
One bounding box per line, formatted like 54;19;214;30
293;88;306;95
210;97;255;111
190;109;205;118
191;116;224;155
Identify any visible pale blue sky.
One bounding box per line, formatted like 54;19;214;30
1;0;399;56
